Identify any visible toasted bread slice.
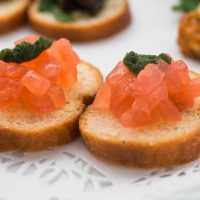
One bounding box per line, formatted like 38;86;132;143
178;8;200;59
0;61;102;151
28;0;131;41
0;0;29;33
80;72;200;168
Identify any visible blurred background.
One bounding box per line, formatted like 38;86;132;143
0;0;199;78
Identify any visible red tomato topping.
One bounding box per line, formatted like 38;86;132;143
47;84;66;108
24;91;56;114
93;59;200;127
93;82;111;110
0;78;23;110
0;35;80;113
6;64;28;79
50;38;80;88
21;70;51;96
0;61;7;77
15;35;40;45
42;64;61;81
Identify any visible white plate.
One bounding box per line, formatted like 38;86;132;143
0;0;200;199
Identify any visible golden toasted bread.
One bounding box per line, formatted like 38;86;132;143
80;72;200;168
178;7;200;59
0;61;103;151
28;0;131;41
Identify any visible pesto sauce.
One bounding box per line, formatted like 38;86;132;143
123;52;172;74
0;37;53;63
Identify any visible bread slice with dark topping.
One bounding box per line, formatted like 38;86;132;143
28;0;131;41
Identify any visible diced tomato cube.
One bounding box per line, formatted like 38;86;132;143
21;70;51;96
47;84;66;108
24;91;56;114
0;78;23;110
93;82;111;110
0;61;7;77
6;64;28;79
133;64;165;97
50;38;80;88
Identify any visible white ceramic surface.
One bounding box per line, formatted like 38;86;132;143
0;0;200;200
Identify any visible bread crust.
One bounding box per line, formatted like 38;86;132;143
28;0;131;41
0;0;29;34
80;107;200;168
0;109;83;151
178;9;200;59
79;61;103;105
0;62;102;151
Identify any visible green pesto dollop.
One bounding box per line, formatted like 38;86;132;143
123;51;172;74
0;37;53;64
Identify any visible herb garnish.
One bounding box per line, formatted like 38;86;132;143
38;0;74;22
173;0;200;12
159;53;172;64
53;7;73;22
38;0;103;22
123;52;172;74
38;0;57;12
0;37;53;64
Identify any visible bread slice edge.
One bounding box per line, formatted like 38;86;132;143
80;71;200;168
28;0;131;41
0;61;103;151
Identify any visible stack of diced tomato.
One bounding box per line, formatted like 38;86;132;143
93;59;200;127
0;35;80;113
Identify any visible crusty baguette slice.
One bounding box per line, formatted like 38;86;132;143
177;7;200;59
0;61;102;151
28;0;131;41
0;0;29;33
80;72;200;168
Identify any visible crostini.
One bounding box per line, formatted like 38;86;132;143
0;0;29;33
178;6;200;59
0;35;103;151
28;0;131;41
80;52;200;168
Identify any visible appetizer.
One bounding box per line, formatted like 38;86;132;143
178;6;200;59
173;0;200;12
80;52;200;168
0;0;29;33
0;35;102;151
28;0;131;41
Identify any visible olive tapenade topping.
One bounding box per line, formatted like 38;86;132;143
39;0;103;22
58;0;103;15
